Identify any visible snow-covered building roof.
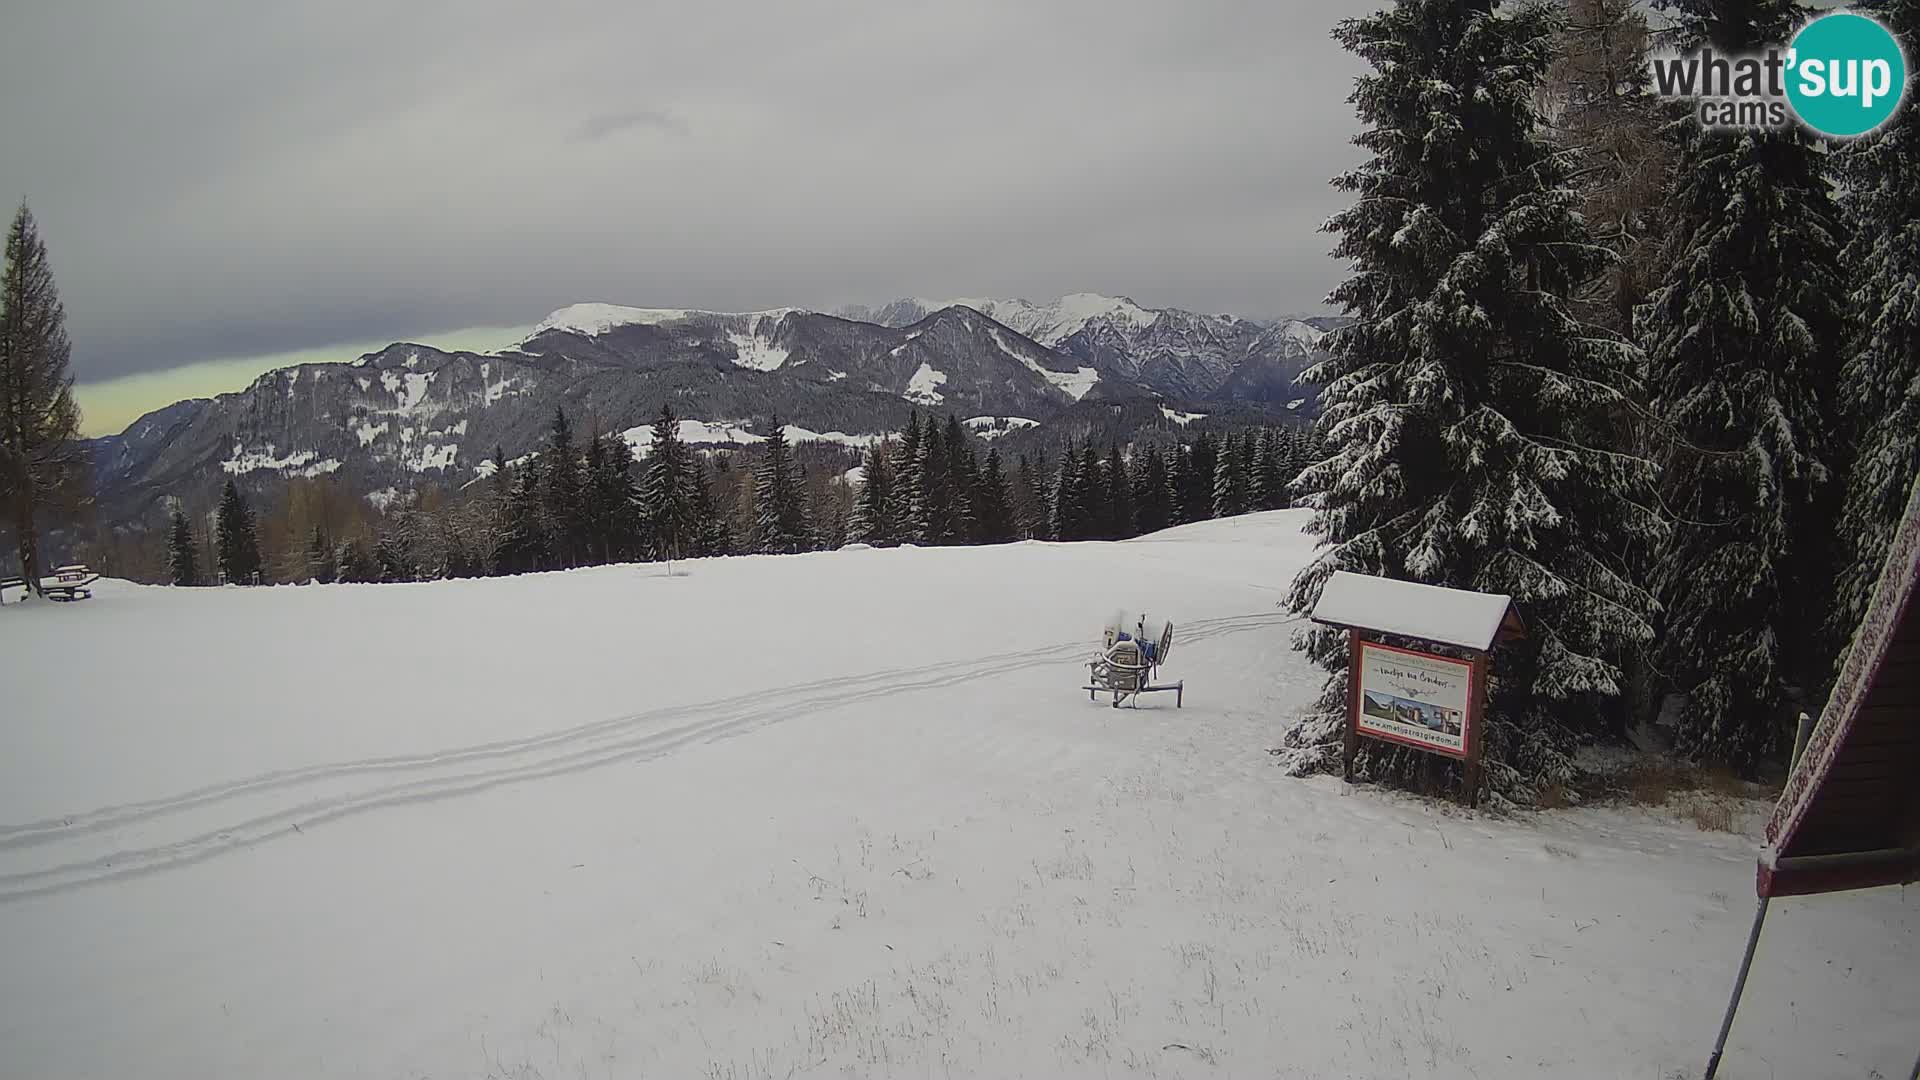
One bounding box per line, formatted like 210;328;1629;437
1759;472;1920;898
1309;571;1520;652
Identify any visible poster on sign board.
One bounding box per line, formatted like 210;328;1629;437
1354;641;1474;759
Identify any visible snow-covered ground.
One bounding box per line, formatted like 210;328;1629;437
1;512;1914;1079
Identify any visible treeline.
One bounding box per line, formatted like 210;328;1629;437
851;413;1316;546
162;406;1318;585
162;405;842;584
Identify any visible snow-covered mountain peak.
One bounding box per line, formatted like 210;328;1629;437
886;293;1160;347
1280;320;1325;350
532;302;802;339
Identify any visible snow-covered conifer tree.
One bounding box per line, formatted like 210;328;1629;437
1281;0;1663;801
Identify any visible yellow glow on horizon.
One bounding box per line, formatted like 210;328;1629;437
74;325;534;437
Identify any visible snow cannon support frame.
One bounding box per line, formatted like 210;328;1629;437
1084;615;1182;709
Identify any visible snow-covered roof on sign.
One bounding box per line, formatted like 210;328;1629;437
1309;571;1516;651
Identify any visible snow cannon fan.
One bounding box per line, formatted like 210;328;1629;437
1085;612;1182;709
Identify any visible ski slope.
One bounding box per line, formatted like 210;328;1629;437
1;512;1914;1079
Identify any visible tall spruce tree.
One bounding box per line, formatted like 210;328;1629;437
1133;443;1173;535
0;204;84;593
1186;434;1219;521
543;407;584;567
494;464;548;574
1830;0;1920;656
1013;453;1045;539
807;467;851;550
1213;432;1245;519
610;432;646;560
689;461;728;557
582;433;611;563
1165;443;1192;525
642;404;698;563
582;431;636;564
1236;431;1259;513
973;447;1015;544
1281;0;1663;802
337;536;380;583
1051;442;1087;541
1640;0;1849;768
912;420;953;543
852;439;896;545
167;504;199;586
888;412;923;538
1107;443;1135;539
944;416;977;544
753;418;809;553
374;526;417;583
1276;427;1305;492
1256;429;1287;510
307;525;334;584
215;479;262;585
1076;441;1108;539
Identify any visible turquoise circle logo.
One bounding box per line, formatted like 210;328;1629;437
1786;12;1909;137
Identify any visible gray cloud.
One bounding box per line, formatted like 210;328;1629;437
0;0;1367;382
575;108;690;142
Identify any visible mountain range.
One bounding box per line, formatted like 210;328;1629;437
86;294;1337;530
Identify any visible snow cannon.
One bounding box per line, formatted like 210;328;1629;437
1085;612;1182;709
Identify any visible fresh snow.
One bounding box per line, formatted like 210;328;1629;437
621;419;764;458
480;362;523;407
920;293;1160;346
365;486;402;511
222;444;339;478
964;415;1040;441
620;420;882;458
469;453;537;485
378;370;436;416
1161;406;1208;425
1311;570;1513;651
406;443;459;473
727;330;790;372
888;329;926;359
989;328;1100;400
1282;319;1325;350
905;362;948;405
533;303;800;338
1038;362;1100;401
785;426;882;449
349;417;388;447
1;511;1913;1079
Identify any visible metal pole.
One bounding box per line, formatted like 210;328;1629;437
1790;711;1816;770
1703;895;1771;1079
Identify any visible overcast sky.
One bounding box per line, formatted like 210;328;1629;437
1;0;1366;433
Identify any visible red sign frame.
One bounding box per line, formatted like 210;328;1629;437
1344;631;1490;804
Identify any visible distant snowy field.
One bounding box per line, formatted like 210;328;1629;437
1;512;1914;1079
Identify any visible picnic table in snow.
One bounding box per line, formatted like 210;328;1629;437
0;565;100;603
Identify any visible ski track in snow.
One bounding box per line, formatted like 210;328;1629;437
0;613;1298;902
